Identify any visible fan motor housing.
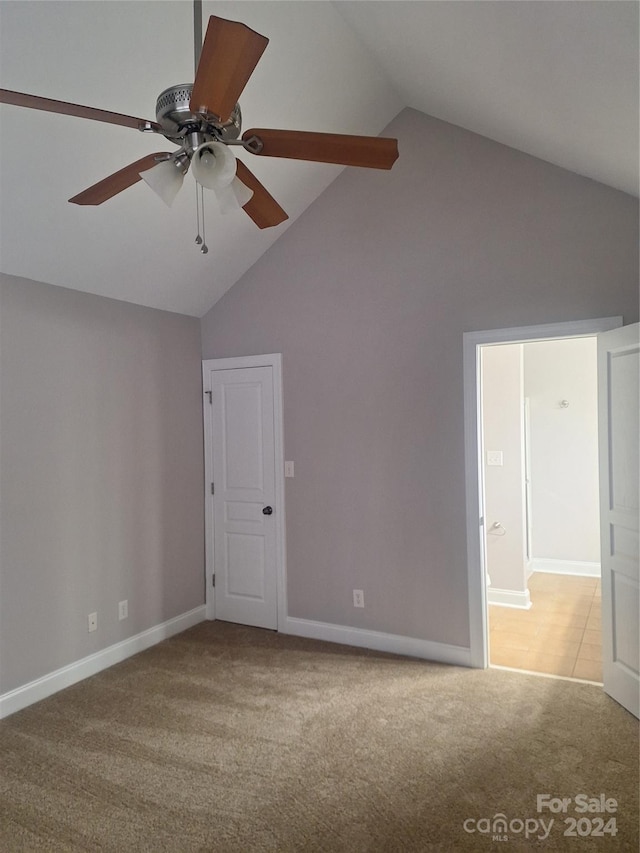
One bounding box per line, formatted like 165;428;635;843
155;84;241;141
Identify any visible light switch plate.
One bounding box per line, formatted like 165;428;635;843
284;461;294;478
487;450;504;466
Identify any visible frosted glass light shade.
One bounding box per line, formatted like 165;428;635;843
191;141;236;190
231;177;253;208
140;159;184;207
215;177;254;214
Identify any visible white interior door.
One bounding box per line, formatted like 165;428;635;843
204;359;282;630
598;323;639;717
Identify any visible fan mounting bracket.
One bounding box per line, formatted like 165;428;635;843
154;83;241;144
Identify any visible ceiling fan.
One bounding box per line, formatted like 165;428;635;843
0;8;399;246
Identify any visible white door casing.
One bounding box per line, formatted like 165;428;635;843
464;317;623;668
523;397;533;564
202;354;286;631
598;324;639;717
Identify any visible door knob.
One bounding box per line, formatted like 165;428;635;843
262;506;273;515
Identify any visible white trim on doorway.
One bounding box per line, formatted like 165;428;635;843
463;317;622;668
202;354;288;632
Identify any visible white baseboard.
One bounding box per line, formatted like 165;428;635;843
2;608;473;719
487;587;532;609
283;617;472;667
0;606;206;719
531;558;601;578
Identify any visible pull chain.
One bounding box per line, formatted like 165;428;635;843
195;183;202;246
199;184;208;254
194;183;208;253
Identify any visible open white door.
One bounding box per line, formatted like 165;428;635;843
598;323;639;717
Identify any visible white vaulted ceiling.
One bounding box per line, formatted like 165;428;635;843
0;1;637;317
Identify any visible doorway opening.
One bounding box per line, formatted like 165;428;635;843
480;337;601;681
463;317;623;675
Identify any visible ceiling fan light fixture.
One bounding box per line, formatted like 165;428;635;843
140;157;186;207
191;140;236;190
1;15;397;231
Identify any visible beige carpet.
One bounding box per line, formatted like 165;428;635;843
0;621;637;852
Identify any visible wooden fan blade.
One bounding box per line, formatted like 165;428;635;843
0;89;160;131
190;17;268;122
242;129;399;170
69;153;172;205
236;160;288;229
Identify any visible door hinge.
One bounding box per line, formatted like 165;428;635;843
211;482;215;495
205;390;212;404
212;574;215;588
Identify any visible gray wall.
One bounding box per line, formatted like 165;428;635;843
0;274;204;693
201;107;639;649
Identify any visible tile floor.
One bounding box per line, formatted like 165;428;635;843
489;572;602;682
